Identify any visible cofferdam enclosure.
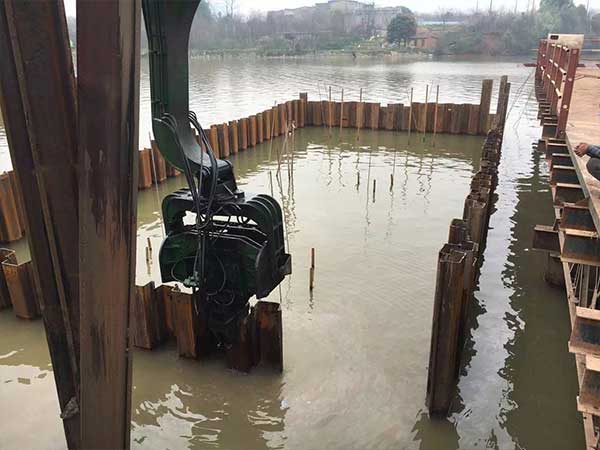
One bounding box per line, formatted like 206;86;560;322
3;128;485;447
0;55;585;450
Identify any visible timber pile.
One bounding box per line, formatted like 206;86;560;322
0;81;496;244
0;258;283;372
427;78;510;417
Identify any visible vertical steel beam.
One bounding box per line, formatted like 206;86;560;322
0;1;80;448
557;47;580;138
77;1;140;448
535;39;546;81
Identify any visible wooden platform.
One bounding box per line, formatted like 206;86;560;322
566;67;600;231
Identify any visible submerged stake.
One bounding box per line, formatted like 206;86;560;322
340;88;344;134
433;85;440;147
373;179;376;201
408;87;413;144
309;248;315;290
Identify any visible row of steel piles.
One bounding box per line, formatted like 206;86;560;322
131;282;283;373
1;87;499;245
201;94;308;160
304;80;494;135
426;77;511;417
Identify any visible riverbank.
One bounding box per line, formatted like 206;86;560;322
182;46;433;59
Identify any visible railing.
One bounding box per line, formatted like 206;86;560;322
535;38;581;138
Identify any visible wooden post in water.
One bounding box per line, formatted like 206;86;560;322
328;86;333;137
356;88;364;141
77;0;140;447
0;2;81;446
433;85;440;146
340;88;344;133
408;88;413;143
372;179;376;202
423;85;429;139
309;248;315;291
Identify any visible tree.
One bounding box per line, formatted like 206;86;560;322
538;0;588;34
225;0;237;18
386;13;417;46
437;8;455;28
593;13;600;34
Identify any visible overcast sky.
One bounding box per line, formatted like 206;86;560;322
63;0;591;17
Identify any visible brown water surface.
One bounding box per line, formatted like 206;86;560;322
0;56;582;450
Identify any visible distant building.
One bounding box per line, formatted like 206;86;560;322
267;0;412;36
407;28;440;51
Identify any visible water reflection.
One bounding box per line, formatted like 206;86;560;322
132;347;286;450
500;149;583;448
0;310;64;449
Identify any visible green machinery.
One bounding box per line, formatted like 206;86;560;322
142;0;291;344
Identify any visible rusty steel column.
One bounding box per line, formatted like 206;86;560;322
0;1;80;448
77;0;141;448
556;47;580;138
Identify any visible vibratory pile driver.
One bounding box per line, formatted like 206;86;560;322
142;0;291;345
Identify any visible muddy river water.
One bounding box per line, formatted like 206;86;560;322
0;56;583;449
